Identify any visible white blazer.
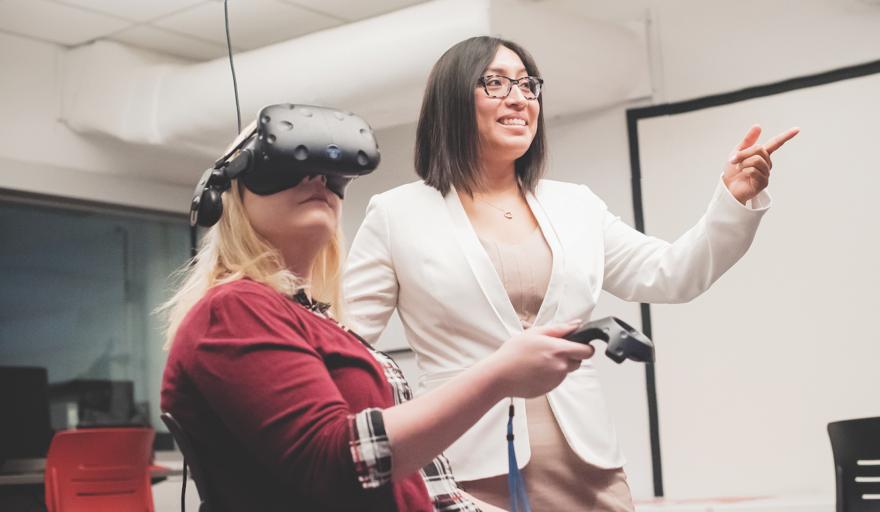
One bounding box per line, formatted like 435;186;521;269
343;178;770;481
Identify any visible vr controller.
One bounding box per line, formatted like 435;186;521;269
190;104;381;227
565;317;654;364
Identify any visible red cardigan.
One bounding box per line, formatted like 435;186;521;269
161;279;432;511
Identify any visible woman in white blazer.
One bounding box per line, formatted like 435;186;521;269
344;36;799;511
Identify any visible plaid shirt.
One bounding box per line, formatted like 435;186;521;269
293;292;479;511
347;344;480;511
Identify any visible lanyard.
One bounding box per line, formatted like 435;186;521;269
506;401;532;512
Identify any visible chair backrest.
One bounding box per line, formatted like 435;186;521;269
44;427;155;512
161;412;211;512
828;416;880;512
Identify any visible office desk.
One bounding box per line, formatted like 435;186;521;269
635;494;834;512
0;463;181;486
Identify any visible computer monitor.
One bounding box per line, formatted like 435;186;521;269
48;379;145;428
0;366;53;464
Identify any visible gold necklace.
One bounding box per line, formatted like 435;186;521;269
478;198;514;219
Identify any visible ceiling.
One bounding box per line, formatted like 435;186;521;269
3;0;873;65
0;0;663;62
0;0;435;61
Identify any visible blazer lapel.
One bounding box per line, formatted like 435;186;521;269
444;187;523;337
526;184;565;326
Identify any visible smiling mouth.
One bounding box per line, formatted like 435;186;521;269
497;118;528;127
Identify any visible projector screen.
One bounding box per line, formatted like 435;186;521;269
636;70;880;497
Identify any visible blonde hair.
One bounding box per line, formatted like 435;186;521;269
159;124;346;348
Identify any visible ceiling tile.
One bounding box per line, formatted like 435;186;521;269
0;0;130;46
53;0;208;23
542;0;652;22
110;25;229;61
154;0;342;50
281;0;429;22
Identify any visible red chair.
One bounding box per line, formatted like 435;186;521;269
44;427;155;512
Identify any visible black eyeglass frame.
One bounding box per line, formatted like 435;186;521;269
477;75;544;100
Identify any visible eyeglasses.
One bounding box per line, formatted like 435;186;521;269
477;75;544;100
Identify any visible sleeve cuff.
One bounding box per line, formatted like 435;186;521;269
715;174;772;213
348;408;392;489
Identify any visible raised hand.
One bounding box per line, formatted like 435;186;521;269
723;125;800;204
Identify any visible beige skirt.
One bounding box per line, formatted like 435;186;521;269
460;397;634;512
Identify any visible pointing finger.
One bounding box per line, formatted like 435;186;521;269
764;127;801;154
736;124;762;151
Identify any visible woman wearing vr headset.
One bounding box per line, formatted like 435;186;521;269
160;121;596;511
344;36;799;510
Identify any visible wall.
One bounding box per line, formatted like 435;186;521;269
0;32;201;212
650;0;880;104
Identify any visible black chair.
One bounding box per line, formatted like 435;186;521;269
828;416;880;512
161;412;212;512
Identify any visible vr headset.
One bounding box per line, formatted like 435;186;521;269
190;104;381;227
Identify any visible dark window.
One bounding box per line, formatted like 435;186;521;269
0;197;188;435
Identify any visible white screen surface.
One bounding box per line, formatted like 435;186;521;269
637;72;880;497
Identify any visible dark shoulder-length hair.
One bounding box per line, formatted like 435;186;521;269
415;36;547;196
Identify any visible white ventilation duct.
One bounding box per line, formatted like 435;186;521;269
61;0;650;156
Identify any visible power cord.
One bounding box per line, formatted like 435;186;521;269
224;0;242;133
189;0;242;259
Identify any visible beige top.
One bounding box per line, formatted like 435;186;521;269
473;228;635;510
478;227;552;329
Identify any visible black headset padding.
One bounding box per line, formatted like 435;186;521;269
197;187;224;227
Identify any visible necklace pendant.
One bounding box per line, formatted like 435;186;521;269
504;211;513;219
